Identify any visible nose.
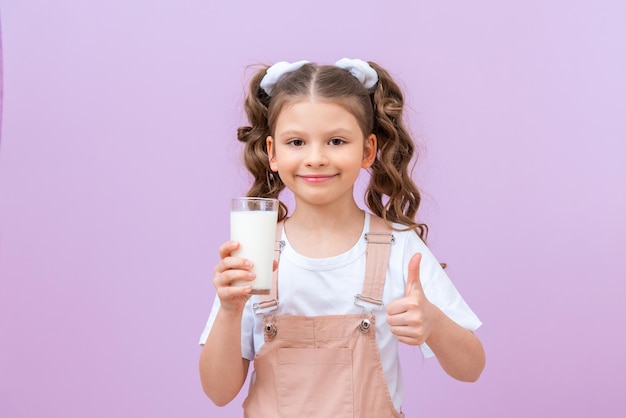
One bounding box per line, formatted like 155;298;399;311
304;144;328;167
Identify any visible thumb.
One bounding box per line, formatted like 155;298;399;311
405;253;423;297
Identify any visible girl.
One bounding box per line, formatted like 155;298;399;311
199;59;485;417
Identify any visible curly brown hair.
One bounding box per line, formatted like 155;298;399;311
236;61;428;241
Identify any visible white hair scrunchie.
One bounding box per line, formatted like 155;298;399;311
259;58;379;96
259;60;309;96
334;58;378;89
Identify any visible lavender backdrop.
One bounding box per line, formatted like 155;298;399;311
1;1;624;417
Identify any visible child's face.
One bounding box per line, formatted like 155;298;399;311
266;99;376;208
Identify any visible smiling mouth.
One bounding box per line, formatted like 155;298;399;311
299;174;337;183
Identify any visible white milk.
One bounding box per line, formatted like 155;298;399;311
230;210;278;294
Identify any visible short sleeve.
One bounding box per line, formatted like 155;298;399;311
198;297;220;345
400;233;482;358
198;296;256;361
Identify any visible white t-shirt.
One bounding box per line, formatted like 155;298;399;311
199;212;482;411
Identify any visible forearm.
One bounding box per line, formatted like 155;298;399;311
426;306;486;382
199;308;249;406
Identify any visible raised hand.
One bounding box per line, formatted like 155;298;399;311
213;241;256;313
386;253;438;345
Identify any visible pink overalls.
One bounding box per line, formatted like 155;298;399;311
242;216;404;418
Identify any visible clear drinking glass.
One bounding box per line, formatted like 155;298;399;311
230;197;279;294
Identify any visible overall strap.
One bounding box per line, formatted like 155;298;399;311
357;215;394;309
254;221;284;314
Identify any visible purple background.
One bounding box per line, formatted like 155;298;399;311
1;1;625;417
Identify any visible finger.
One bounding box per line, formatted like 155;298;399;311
386;298;410;316
217;283;252;300
214;269;256;288
395;334;425;346
217;255;253;272
218;240;239;259
388;323;426;345
405;253;423;297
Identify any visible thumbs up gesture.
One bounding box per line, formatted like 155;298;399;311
386;253;438;346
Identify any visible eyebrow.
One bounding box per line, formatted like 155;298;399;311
277;128;355;138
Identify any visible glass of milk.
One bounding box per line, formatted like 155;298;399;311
230;197;279;294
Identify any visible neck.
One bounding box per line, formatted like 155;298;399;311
284;199;366;257
288;200;364;230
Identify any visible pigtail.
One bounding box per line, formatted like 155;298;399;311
237;66;289;221
366;62;429;241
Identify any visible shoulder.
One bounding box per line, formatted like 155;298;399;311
389;222;429;255
387;221;447;286
365;214;429;262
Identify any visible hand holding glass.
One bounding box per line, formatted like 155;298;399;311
230;197;279;294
